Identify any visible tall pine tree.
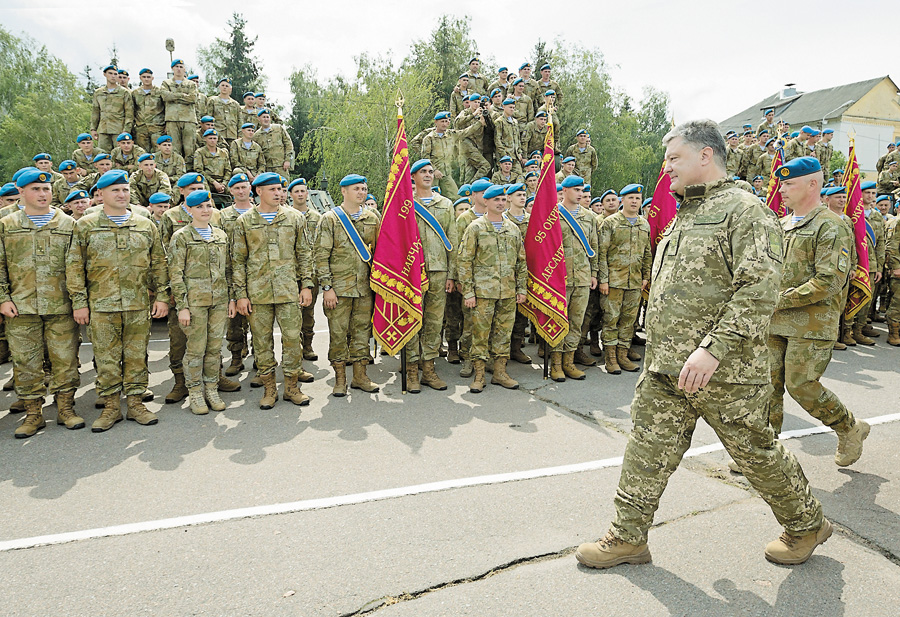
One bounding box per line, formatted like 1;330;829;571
197;13;265;97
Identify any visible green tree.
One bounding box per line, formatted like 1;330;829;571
403;15;477;108
287;65;325;182
80;64;100;104
196;12;266;98
830;149;847;175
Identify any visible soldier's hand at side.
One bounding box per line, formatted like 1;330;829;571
73;307;90;325
152;301;169;319
892;268;900;278
516;294;526;304
445;279;455;293
433;169;443;180
599;283;609;295
323;289;338;309
590;276;598;290
227;300;237;319
299;288;312;307
237;298;252;316
178;308;191;327
464;297;476;309
642;279;649;291
456;282;463;293
90;130;98;140
874;271;883;284
677;348;720;393
0;301;17;319
283;162;290;172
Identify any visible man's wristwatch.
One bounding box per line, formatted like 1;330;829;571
323;285;332;291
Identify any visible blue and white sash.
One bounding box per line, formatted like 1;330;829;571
558;205;595;258
334;206;371;262
414;201;452;251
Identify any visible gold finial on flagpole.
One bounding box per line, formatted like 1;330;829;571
396;90;405;119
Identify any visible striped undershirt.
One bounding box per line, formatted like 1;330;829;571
491;220;503;231
259;211;277;224
234;206;250;216
26;213;54;228
350;209;362;220
195;225;213;241
108;211;131;226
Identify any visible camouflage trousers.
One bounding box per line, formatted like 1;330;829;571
461;147;491;185
470;296;516;361
183;306;228;388
7;314;79;399
324;292;373;364
226;314;250;354
407;271;448;363
90;310;152;397
600;288;642;347
445;289;464;343
135;124;165;153
853;274;877;325
166;121;197;163
768;334;853;435
579;288;603;344
612;371;824;545
249;302;303;378
512;308;529;344
436;174;460;201
96;133;118;153
302;285;319;348
552;285;589;353
886;277;900;322
167;310;188;371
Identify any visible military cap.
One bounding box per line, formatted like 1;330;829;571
876;194;892;203
561;175;584;188
411;159;432;174
525;171;538;180
12;168;37;184
765;138;776;146
254;92;265;97
524;159;538;167
764;108;774;115
790;131;800;138
95;169;129;189
76;133;92;143
367;193;377;201
642;197;653;209
807;127;820;136
256;108;269;117
758;129;770;136
467;93;480;102
519;62;531;70
58;160;77;172
498;155;513;164
170;59;183;68
544;89;555;97
250;172;281;188
724;130;737;138
484;185;504;199
511;77;524;86
116;132;133;142
742;124;752;129
457;184;473;197
824;180;835;187
540;63;551;71
279;175;289;188
287;178;307;191
819;187;828;196
620;183;643;196
535;111;548;118
118;69;129;76
32;153;51;162
102;64;117;73
157;135;172;145
583;184;592;192
0;183;19;197
471;179;492;193
15;169;52;188
458;73;469;80
800;126;814;134
148;192;171;204
822;128;834;134
490;88;501;98
742;130;752;136
139;68;152;75
434;111;450;121
530;150;542;158
432;186;442;195
562;156;576;164
65;189;90;204
895;141;900;147
239;122;255;131
832;169;844;175
505;183;525;195
600;189;617;201
824;186;846;196
188;74;199;81
228;173;250;187
891;160;899;167
242;91;255;99
339;174;367;187
526;196;535;206
216;77;231;86
137;153;154;163
753;175;763;181
590;197;602;206
497;67;507;73
88;184;100;197
480;96;489;102
454;197;470;207
176;172;204;188
576;129;588;136
469;57;479;64
200;115;215;123
861;181;877;191
93;153;110;162
184;190;210;207
556;183;563;192
774;156;821;179
203;129;218;138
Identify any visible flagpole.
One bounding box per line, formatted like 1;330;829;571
395;90;409;395
542;336;549;380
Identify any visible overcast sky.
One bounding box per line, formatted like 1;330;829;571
2;0;892;124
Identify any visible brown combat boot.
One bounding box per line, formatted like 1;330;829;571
627;346;642;361
589;331;603;356
861;323;880;338
841;324;857;346
283;374;310;406
617;346;640;372
165;369;189;403
217;369;241;392
188;386;209;415
490;357;519;389
14;398;45;439
55;390;84;430
332;362;348;397
835;418;871;467
852;324;875;346
459;357;473;378
224;349;244;376
469;359;486;393
259;372;278;409
250;371;263;388
604;346;622;375
888;321;900;346
573;347;597;367
833;340;847;351
92;395;122;432
510;337;532;364
126;395;159;425
406;363;421;394
8;398;25;413
446;340;461;364
549;352;566;382
204;385;226;411
351;361;379;393
575;531;652;569
765;519;832;565
3;375;14;391
297;367;314;383
562;351;586;380
302;333;318;361
0;339;9;364
420;359;447;391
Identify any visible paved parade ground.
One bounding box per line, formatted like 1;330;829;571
1;310;898;616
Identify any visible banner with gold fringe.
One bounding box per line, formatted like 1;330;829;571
842;137;872;320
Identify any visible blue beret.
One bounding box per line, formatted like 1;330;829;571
576;129;587;136
88;184;100;197
801;126;814;134
468;94;480;102
16;169;52;188
171;59;183;68
176;172;204;188
252;172;282;188
139;68;152;76
59;160;77;172
742;130;752;136
524;159;538;167
498;155;512;164
102;64;117;73
117;69;128;76
490;88;501;98
725;131;736;137
116;133;132;142
188;75;198;81
540;63;551;71
502;98;515;106
758;128;769;135
185;191;211;207
764;108;774;114
823;128;834;134
453;197;470;207
519;63;530;71
93;153;110;162
469;57;479;64
861;181;877;191
243;91;255;99
339;174;367;187
434;111;450;121
200;116;215;123
590;197;602;206
483;185;504;199
95;169;129;190
535;111;547;118
216;78;231;86
820;188;828;196
0;183;19;197
459;73;469;80
480;96;489;102
255;92;265;97
556;183;563;192
790;131;800;138
583;184;592;192
753;175;763;181
148;192;171;204
765;138;776;146
890;160;899;167
742;124;752;129
240;123;255;130
457;184;472;197
411;159;432;174
12;168;36;183
525;171;538;180
807;128;820;136
228;173;250;187
600;189;617;201
137;153;154;163
774;156;821;180
288;178;307;191
544;89;555;97
824;186;846;196
505;183;525;195
895;141;900;147
511;77;524;86
257;108;269;117
76;133;92;143
65;189;90;203
561;175;584;188
526;196;535;205
562;156;576;164
471;179;492;193
877;194;891;203
620;183;643;196
497;66;508;73
156;135;172;144
643;198;653;208
203;129;218;137
367;193;377;201
32;153;51;162
833;169;845;175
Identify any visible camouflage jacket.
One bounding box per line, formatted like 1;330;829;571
564;145;598;181
51;178;80;207
521;79;541;108
66;210;169;312
503;210;530;239
457;215;526;300
240;108;260;130
168;224;231;311
512;95;534;125
886;216;900;272
219;204;250;242
84;204;151;219
205;96;241;140
490;171;524;185
467;74;489;95
756;152;776;183
597;212;652;289
493;115;523;161
155;153;187;184
487;80;509;99
315;206;380;297
877;169;899;194
229;140;264;177
771;206;852;341
522;121;552;157
252;125;294;170
815;141;833;173
132;86;165;128
0;208;75;314
865;209;886;273
160;79;199;123
536;80;562;107
129;169;173;207
449;90;470;120
91;85;135;134
232;206;312;304
421;131;456;176
72;148;107;174
413;193;458;278
160;204;223;248
193;147;232;184
559;205;600;288
741;144;764;179
110;145;147;174
726;145;742;176
646;178;784;384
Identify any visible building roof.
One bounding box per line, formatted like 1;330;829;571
720;76;889;135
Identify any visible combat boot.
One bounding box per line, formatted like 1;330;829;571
470;359;486;393
297;367;314;383
332;362;348;397
459;357;474;378
250;370;264;388
765;519;832;565
446;340;461;364
852;324;875;346
8;399;25;413
617;346;640;372
3;376;14;391
510;337;532;364
573;347;597;367
205;385;226;411
420;359;447;391
833;340;847;351
92;395;123;432
55;390;84;430
351;361;380;393
142;389;154;402
888;321;900;346
126;395;159;425
840;324;856;346
627;346;642;361
165;369;189;403
861;323;880;338
217;370;241;392
490;357;519;389
575;531;651;569
589;331;603;357
302;333;318;361
562;351;586;380
406;363;421;393
188;386;209;415
283;375;310;406
0;339;10;364
14;398;45;439
604;346;622;375
834;418;871;467
259;372;278;409
549;352;566;382
225;349;244;376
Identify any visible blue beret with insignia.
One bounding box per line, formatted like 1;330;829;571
156;135;172;144
774;156;821;180
12;168;37;183
758;128;769;135
544;89;555;97
256;108;269;117
861;181;877;191
506;183;525;195
556;184;563;192
411;159;432;174
339;174;367;187
526;196;535;206
490;88;501;98
251;172;281;188
524;159;538;167
753;175;763;181
511;77;524;86
203;129;218;137
590;197;602;206
0;183;19;197
93;153;110;162
95;169;129;189
471;179;492;193
137;153;154;163
434;111;450;121
170;59;183;68
288;178;307;191
498;155;512;164
148;192;171;204
76;133;92;143
15;169;52;188
468;94;480;102
102;64;117;73
790;131;800;138
483;185;504;199
540;63;551;71
525;171;538;180
822;128;834;134
457;184;472;197
188;75;198;81
820;188;828;196
459;73;469;80
824;186;846;196
535;111;547;118
877;194;891;203
502;98;515;106
497;66;507;73
454;197;470;207
643;198;653;208
832;169;844;175
255;92;265;98
620;183;643;196
764;108;774;115
765;138;775;146
116;133;132;142
561;175;584;188
576;129;588;137
243;91;255;99
200;116;215;123
216;77;231;86
519;62;531;70
65;189;90;203
562;156;576;164
228;173;250;188
117;69;128;76
139;68;152;76
59;160;77;172
801;125;814;134
480;96;489;102
176;172;204;188
600;189;617;201
367;193;377;201
32;153;51;162
583;184;592;192
185;191;211;207
890;160;899;167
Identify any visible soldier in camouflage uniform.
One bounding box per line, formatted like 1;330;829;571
453;181;491;377
32;154;63;184
74;154;114;195
288;178;321;361
493;99;524;172
160;60;200;162
193;129;232;194
230;123;264;182
240;92;259;130
724;131;741;177
449;74;472;120
132;68;166;153
756;138;778;187
509;78;534;126
66;170;170;432
72;133;106;177
517;63;541;111
537;64;562;110
456;100;491;185
815;129;834;177
91;64;135;152
421;112;460;199
853;181;886;344
876;142;896;173
886;206;900;345
51;161;81;208
466;58;488;95
154;136;186;185
487;67;511;101
205;78;241;145
315;174;380;396
457;184;527;392
221;174;254;375
522;112;554;159
253;110;294;175
578;189;621;360
756;109;777;137
233;173;314;409
576;120;830;571
0;170;81;438
129;154;173;208
501;184;532;363
110;133;146;174
877;160;899;194
566;130;598;182
490;156;523;185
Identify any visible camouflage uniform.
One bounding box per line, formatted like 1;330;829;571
132;86;166;152
240;108;260;130
296;208;322;351
725;144;742;177
252;125;294;174
219;205;252;359
110;146;147;174
205;96;241;142
597;212;651;348
565;145;599;182
72;148;107;175
457;216;526;361
229;140;264;178
611;178;824;546
129;169;173;207
741;144;764;180
554;205;599;352
504;210;531;349
66;210;169;396
521;79;541;110
421;131;460;199
512;95;534;126
193;147;233;187
490;170;523;185
456;110;490;185
487;80;509;100
449;90;470;120
84;204;152;219
854;208;885;327
493;115;523;171
315;206;380;363
169;225;232;389
160;78;200;160
0;209;79;399
522;121;553;157
450;208;481;358
756;151;776;186
51;178;80;207
467;74;488;96
877;168;899;194
91;85;135;151
815;141;833;174
155;152;187;185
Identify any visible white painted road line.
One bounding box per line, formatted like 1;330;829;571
3;412;898;553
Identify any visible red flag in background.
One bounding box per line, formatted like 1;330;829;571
646;161;677;255
766;140;787;217
842;138;872;319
